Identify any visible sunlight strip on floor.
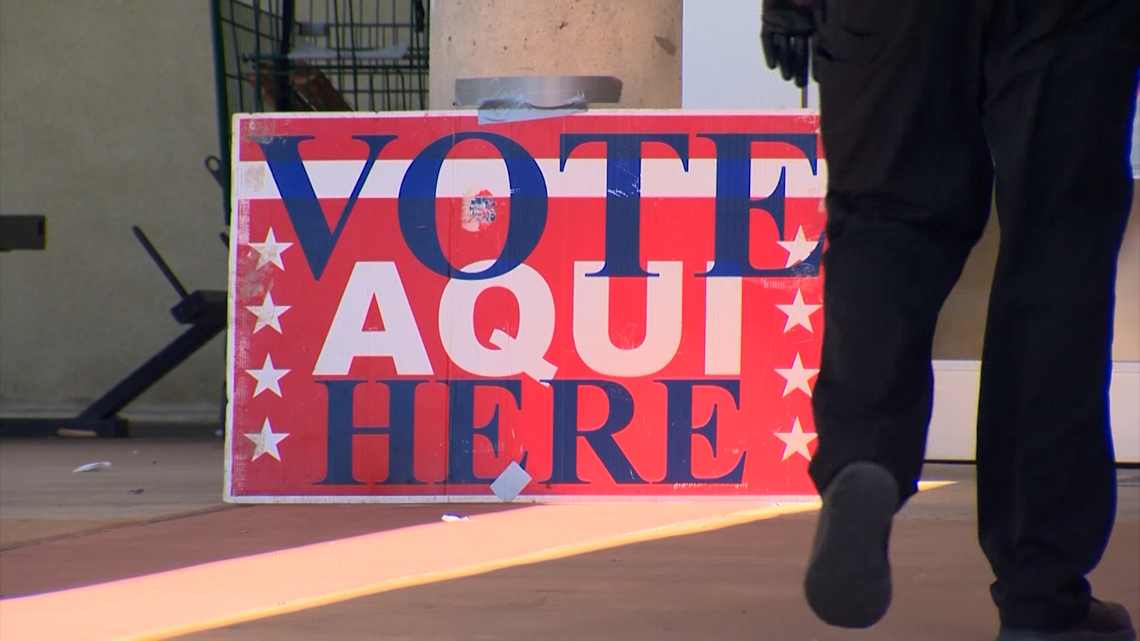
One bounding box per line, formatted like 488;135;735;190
0;482;953;641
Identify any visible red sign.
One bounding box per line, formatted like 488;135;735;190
225;111;826;501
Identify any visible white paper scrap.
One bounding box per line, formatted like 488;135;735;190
72;461;112;473
490;461;532;502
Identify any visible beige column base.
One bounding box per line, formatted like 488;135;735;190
429;0;682;110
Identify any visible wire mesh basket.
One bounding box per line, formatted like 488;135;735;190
210;0;429;221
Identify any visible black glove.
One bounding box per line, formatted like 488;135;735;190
761;0;819;88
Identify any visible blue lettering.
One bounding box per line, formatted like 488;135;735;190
657;379;745;484
560;133;690;278
399;133;548;280
544;379;646;484
258;135;397;280
697;133;821;277
446;379;522;483
315;379;426;486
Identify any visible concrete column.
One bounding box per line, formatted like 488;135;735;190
429;0;682;110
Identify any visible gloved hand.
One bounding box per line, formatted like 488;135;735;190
761;0;819;88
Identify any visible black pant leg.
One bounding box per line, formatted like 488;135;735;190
809;0;993;502
977;0;1140;628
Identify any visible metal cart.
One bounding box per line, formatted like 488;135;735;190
209;0;430;223
0;2;429;438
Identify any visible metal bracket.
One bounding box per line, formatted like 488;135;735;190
0;214;47;251
0;226;226;438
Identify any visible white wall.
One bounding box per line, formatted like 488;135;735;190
681;0;818;110
0;1;226;421
929;362;1139;464
1132;91;1139;178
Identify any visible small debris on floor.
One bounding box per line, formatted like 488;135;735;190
72;461;112;473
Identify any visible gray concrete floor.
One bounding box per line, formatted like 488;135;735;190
1;434;1137;640
174;465;1140;641
0;435;226;547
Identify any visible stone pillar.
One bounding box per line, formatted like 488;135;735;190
429;0;682;110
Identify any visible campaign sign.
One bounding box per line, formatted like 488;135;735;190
225;111;827;502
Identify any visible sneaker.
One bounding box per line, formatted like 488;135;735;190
803;461;899;628
996;599;1136;641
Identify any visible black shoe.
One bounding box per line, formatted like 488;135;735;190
803;461;898;628
996;599;1136;641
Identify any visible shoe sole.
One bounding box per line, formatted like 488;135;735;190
804;462;898;628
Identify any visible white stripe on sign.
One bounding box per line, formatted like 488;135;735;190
235;158;827;200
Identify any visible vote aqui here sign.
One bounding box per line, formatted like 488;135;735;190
225;111;827;502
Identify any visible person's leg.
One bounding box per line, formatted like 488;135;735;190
809;0;992;510
804;0;993;627
978;0;1140;632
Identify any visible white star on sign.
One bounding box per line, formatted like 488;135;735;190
775;353;820;397
774;417;818;461
244;418;289;462
246;354;289;397
777;226;820;268
776;289;823;333
246;292;290;334
248;228;292;270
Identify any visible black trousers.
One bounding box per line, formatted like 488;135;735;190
806;0;1139;629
